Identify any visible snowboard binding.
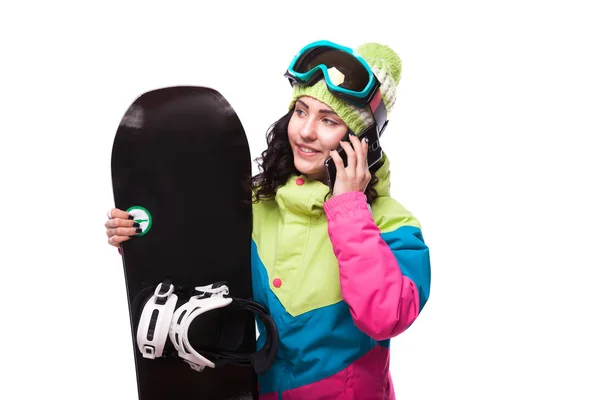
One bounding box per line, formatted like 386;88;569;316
136;280;278;374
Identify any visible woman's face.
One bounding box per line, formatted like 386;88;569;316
287;96;348;182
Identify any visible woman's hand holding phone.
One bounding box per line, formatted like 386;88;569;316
328;134;371;197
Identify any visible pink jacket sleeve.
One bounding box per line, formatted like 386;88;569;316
324;191;421;340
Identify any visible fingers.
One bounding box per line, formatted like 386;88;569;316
330;135;371;196
108;235;132;248
348;135;371;185
339;140;356;173
349;134;365;164
106;224;140;236
105;215;137;229
107;207;133;220
105;208;136;231
362;136;369;167
329;145;346;173
106;207;140;248
106;224;140;248
105;216;141;234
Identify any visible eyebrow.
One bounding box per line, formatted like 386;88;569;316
296;99;338;115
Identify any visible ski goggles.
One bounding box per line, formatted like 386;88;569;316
284;40;387;135
284;40;381;106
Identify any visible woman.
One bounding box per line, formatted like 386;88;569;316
106;40;431;399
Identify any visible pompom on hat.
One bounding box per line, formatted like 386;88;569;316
288;42;402;135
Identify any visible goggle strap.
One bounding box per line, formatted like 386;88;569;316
368;90;382;114
369;90;388;136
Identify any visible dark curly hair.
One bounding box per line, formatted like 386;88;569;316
251;108;380;204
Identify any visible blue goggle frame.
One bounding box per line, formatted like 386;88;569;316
284;40;380;106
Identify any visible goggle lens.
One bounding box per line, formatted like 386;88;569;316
292;47;371;93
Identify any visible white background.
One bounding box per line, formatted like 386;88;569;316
2;1;599;399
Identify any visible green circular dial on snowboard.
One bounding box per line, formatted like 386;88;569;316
127;205;152;236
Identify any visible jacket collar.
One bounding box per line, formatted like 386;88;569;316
273;152;391;216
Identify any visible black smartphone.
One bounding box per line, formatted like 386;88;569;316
324;122;386;192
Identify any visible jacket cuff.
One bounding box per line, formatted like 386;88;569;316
324;191;369;221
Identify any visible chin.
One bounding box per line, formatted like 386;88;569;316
294;159;324;180
296;165;327;182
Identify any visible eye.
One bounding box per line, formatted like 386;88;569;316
323;118;338;126
295;108;307;117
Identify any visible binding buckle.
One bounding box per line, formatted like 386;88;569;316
135;280;278;374
168;284;233;371
136;281;178;359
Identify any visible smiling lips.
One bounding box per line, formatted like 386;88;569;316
297;144;320;157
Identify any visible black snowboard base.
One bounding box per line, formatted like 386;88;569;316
111;86;257;400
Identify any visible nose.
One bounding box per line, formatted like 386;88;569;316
299;117;318;141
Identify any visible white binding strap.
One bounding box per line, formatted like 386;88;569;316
136;282;178;359
168;284;232;371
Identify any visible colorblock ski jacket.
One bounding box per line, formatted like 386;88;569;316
251;155;431;399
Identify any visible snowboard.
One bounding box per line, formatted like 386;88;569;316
110;86;261;400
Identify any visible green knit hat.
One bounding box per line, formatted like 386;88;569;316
288;42;402;135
